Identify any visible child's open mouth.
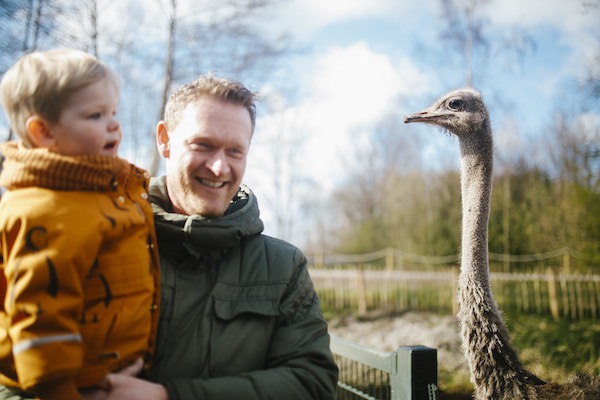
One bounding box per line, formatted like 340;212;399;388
104;141;118;150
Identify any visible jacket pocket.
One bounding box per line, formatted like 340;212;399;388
213;297;279;320
211;282;285;320
210;285;283;375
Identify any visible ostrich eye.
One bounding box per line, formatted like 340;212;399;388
448;98;464;111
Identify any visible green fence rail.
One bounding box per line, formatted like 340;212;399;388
331;335;438;400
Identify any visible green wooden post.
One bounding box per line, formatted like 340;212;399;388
395;346;438;400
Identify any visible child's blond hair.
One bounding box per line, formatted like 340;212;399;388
0;49;118;147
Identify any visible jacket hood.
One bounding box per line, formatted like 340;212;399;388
149;176;264;256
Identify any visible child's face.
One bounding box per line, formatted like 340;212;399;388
49;77;122;156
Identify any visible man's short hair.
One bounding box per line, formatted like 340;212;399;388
164;74;257;133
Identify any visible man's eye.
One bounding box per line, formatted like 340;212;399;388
228;148;246;158
190;142;209;150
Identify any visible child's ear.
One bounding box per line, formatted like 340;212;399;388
156;121;170;158
26;116;55;148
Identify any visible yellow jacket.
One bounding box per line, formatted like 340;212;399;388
0;142;159;398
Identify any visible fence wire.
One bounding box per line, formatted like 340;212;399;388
335;354;391;400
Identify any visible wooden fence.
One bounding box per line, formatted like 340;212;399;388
308;247;589;274
310;267;600;320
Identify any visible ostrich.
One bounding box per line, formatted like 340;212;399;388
403;88;600;400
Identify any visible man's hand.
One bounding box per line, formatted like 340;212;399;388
81;358;167;400
81;359;143;400
100;372;169;400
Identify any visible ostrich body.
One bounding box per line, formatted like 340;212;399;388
403;88;599;400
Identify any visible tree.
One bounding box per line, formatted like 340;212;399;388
0;0;63;141
0;0;291;174
548;113;600;269
0;0;25;70
438;0;491;87
251;89;307;242
146;0;291;175
434;0;535;89
326;113;427;253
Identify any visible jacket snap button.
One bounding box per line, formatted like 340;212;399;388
141;192;148;200
118;196;125;203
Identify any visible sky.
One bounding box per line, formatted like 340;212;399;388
239;0;599;242
0;0;597;246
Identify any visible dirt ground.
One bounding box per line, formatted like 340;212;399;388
327;310;474;399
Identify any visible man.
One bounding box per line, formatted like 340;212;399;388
92;75;338;399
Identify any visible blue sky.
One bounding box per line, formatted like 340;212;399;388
240;0;599;241
1;0;596;244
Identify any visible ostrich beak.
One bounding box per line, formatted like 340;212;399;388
403;109;450;124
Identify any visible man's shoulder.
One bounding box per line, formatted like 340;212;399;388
260;234;299;250
251;234;305;261
233;234;307;279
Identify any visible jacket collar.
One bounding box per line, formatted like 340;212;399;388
149;176;264;258
0;141;130;191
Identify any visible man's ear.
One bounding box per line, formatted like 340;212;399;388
156;121;170;158
26;116;55;148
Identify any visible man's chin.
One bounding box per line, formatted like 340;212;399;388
189;200;227;219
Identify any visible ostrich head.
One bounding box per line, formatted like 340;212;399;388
403;88;490;138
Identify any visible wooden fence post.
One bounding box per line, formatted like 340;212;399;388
385;247;394;271
451;267;459;316
355;266;367;316
547;268;560;321
315;249;324;269
563;248;570;274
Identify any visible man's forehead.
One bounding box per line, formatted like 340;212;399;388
174;99;251;144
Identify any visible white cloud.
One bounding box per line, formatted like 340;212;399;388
248;42;427;195
270;0;417;38
299;43;427;186
311;42;405;125
488;0;596;31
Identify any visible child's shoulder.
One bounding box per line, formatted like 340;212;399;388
0;187;102;224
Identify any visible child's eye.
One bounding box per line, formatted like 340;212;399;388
88;112;102;120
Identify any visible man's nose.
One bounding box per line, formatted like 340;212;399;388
207;152;230;176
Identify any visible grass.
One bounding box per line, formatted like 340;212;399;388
441;312;600;397
506;312;600;380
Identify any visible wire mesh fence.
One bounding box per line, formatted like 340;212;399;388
331;335;438;400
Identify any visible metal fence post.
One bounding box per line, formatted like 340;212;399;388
394;346;438;400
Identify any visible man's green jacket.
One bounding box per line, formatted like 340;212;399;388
147;177;338;399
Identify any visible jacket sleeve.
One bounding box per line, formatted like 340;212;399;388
2;194;99;395
161;253;338;400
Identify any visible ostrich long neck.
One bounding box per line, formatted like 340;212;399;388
459;134;493;290
457;130;533;398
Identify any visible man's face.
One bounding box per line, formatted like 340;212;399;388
158;96;252;218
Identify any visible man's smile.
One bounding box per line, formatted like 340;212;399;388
196;177;226;188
